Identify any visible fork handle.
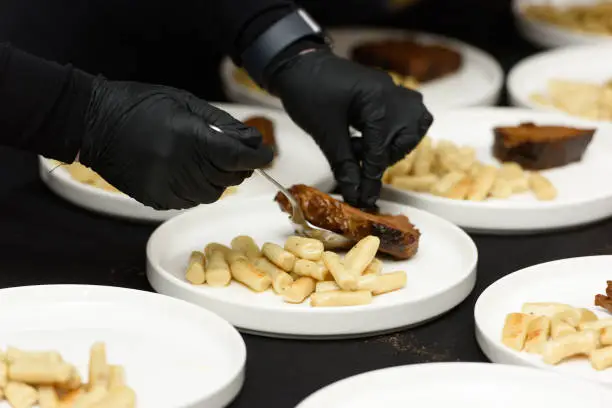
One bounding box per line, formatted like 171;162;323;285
255;169;304;221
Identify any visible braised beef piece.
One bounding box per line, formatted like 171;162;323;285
351;40;462;82
493;122;595;170
595;281;612;314
274;185;420;260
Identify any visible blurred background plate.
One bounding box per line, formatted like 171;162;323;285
221;29;503;111
296;362;612;407
513;0;612;48
508;44;612;122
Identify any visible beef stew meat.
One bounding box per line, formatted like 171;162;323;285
274;185;420;260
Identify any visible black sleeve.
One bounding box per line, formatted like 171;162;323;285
0;42;93;162
206;0;297;63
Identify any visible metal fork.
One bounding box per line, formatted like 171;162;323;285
256;169;352;249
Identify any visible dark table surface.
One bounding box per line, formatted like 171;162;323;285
1;1;611;407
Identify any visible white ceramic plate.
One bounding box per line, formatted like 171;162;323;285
513;0;612;48
146;196;477;339
0;285;246;408
296;362;612;408
221;29;503;111
508;44;612;122
39;103;334;222
475;255;612;385
380;107;612;234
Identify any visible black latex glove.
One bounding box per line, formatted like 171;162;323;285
268;49;433;208
79;78;273;210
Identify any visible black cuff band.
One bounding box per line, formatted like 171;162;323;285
240;9;326;88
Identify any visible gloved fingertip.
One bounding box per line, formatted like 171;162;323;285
333;160;361;206
389;151;405;166
239;125;265;149
419;109;434;136
389;132;422;164
209;186;227;204
359;178;382;209
363;204;380;214
340;183;360;207
253;145;275;169
151;197;197;211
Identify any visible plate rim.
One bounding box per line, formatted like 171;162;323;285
474;254;612;315
295;361;612;407
39;156;137;202
38;156;181;222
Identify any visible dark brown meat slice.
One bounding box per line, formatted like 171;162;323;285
274;185;420;259
351;40;462;83
493;122;595;170
595;281;612;314
596;294;612;314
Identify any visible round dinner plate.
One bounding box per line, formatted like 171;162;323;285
513;0;612;48
475;255;612;385
146;196;477;339
295;362;612;408
39;103;333;222
0;285;246;408
508;44;612;121
221;29;503;111
380;107;612;234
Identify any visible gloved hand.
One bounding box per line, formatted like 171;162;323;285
268;49;433;208
79;78;273;210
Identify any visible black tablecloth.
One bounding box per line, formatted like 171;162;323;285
1;1;611;407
